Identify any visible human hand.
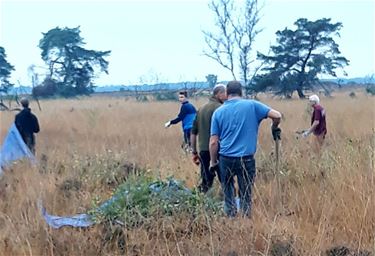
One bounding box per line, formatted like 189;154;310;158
164;121;171;128
209;161;219;177
192;153;200;165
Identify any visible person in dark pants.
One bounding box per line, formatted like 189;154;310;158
15;98;40;154
165;91;197;148
190;84;227;193
209;81;282;217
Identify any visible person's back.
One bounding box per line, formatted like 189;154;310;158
210;81;281;217
195;97;222;151
212;98;270;157
15;98;40;153
191;84;226;192
180;101;196;131
311;104;327;136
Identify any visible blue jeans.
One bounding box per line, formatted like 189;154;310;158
219;155;256;217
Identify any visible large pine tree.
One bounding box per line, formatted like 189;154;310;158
256;18;349;98
38;27;111;97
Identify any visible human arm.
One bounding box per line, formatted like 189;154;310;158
33;115;40;133
268;109;281;127
190;134;198;154
209;111;220;167
190;134;200;165
303;109;320;137
303;120;319;137
268;109;282;140
189;115;200;164
209;135;219;167
165;105;185;127
170;104;188;125
15;114;21;132
190;117;198;155
255;101;281;126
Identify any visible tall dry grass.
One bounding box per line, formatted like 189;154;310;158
0;91;374;255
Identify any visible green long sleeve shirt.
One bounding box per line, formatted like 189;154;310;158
191;97;222;152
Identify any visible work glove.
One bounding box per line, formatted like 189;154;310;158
302;130;310;138
192;152;200;165
164;121;171;128
271;126;281;141
209;162;219;177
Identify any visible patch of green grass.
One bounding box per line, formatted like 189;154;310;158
90;174;223;228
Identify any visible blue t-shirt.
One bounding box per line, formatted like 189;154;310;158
211;98;271;157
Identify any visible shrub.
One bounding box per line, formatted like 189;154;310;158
32;78;58;98
90;174;222;228
365;84;375;95
154;91;177;101
135;95;149;102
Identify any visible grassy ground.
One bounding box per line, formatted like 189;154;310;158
0;90;374;255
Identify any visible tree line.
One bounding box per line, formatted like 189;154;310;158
1;0;350;98
1;27;110;99
203;0;349;98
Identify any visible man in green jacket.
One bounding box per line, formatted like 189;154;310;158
190;84;226;193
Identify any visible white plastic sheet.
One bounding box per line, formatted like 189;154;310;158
0;123;36;174
41;206;94;228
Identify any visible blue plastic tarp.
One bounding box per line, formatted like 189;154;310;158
41;206;94;228
0;123;36;174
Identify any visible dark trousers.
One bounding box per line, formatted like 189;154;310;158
198;151;220;193
183;129;192;146
23;134;36;154
219;155;256;217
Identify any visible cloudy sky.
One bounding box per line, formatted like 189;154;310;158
1;0;374;86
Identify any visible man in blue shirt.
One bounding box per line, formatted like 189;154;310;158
209;81;282;217
165;91;197;148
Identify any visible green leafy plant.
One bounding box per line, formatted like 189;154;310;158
90;174;222;228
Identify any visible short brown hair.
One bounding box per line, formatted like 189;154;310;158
226;81;242;96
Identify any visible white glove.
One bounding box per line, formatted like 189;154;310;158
164;121;171;128
302;130;310;138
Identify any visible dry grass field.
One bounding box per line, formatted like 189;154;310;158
0;90;374;255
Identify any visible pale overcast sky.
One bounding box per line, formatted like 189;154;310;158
1;0;374;86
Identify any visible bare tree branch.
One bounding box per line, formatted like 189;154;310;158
203;0;236;80
203;0;262;95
